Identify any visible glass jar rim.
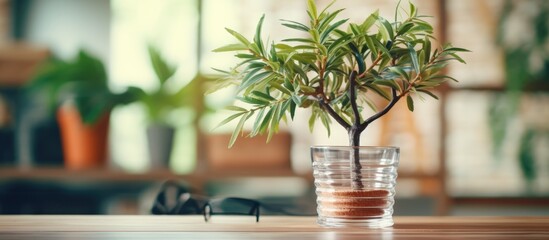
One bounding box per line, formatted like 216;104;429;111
310;145;399;150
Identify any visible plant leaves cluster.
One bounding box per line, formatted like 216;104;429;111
135;45;199;124
212;0;468;147
28;50;140;124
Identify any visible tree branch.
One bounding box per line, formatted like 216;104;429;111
348;71;361;126
358;88;401;132
358;51;382;79
318;100;351;131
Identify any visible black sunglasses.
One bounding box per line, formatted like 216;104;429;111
152;181;260;222
203;197;260;222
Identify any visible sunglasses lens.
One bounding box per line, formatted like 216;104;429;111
202;198;260;222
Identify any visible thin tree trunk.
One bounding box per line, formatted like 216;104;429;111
324;71;400;191
348;71;364;190
349;127;364;190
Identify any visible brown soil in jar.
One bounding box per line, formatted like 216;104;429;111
319;208;386;218
317;189;390;218
317;189;390;198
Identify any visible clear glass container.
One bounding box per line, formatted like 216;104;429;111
311;146;400;228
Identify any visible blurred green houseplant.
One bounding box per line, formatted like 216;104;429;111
28;50;140;169
29;50;139;124
133;45;201;168
491;0;549;183
136;45;200;124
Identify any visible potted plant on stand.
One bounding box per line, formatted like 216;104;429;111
135;45;199;169
211;0;467;227
29;50;139;170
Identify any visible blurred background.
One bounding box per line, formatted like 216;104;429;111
0;0;548;216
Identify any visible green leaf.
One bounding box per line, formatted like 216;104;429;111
448;52;466;64
307;0;318;20
259;107;274;133
327;33;352;53
214;112;246;131
365;84;390;100
274;43;295;51
377;55;391;71
319;111;331;136
417;89;439;100
423;37;431;63
245;61;267;70
373;38;391;57
269;42;278;62
397;22;414;36
281;19;310;32
283;76;295;91
270;82;292;95
375;78;401;91
212;43;248;52
319;0;337;17
267;105;280;142
364;35;377;57
376;16;394;41
251;107;266;136
308;110;317;133
349;23;362;36
389;66;410;81
419;50;425;70
299;85;316;94
318;8;345;32
279;100;291;122
239;71;271;92
428;75;458;82
406;95;414;112
272;102;284;126
394;0;403;22
289;100;297;120
148;45;176;85
309;29;320;43
235;54;256;59
410;21;433;34
229;112;250;148
408;42;420;73
225;28;251;46
349;43;365;73
360;11;378;32
320;19;348;43
252;90;276;101
239;96;269;105
255;15;266;55
410;2;417;17
282;38;316;44
291;94;302;106
445;47;471;52
225;106;248;112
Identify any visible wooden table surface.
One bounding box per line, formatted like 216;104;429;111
0;215;548;239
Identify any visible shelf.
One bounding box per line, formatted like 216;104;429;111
0;167;313;185
451;196;549;206
0;167;437;183
448;82;549;92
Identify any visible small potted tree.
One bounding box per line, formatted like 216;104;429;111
29;50;139;170
211;0;467;227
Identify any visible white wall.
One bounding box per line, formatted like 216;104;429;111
24;0;110;64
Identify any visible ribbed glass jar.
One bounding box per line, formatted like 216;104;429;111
311;146;400;228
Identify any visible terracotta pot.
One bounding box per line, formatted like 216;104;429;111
56;104;109;170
